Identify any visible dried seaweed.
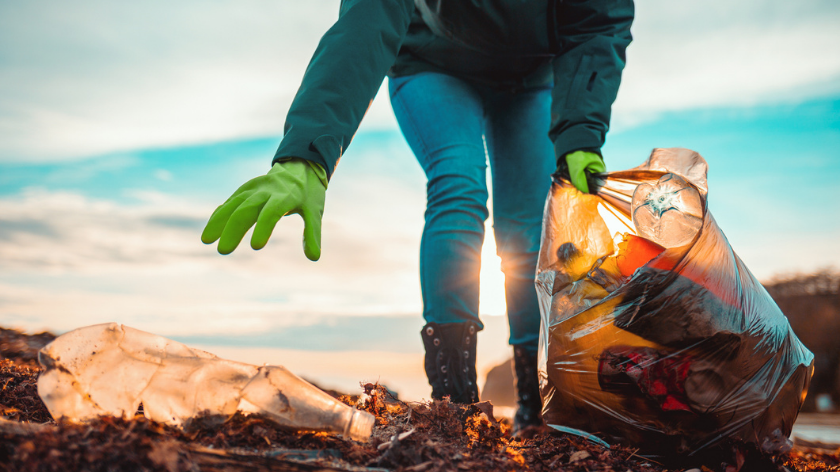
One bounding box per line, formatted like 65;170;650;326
2;328;839;472
0;359;52;423
0;327;55;366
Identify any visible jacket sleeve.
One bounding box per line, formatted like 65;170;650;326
272;0;415;180
549;0;634;168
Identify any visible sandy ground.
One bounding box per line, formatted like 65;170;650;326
793;413;840;449
190;314;515;402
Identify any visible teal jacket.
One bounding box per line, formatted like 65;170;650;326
273;0;634;180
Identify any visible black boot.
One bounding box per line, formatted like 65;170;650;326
512;345;543;435
421;321;479;404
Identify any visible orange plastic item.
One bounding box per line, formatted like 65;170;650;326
616;234;666;277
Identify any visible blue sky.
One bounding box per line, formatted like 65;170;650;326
1;1;839;399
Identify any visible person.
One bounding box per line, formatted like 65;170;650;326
201;0;634;435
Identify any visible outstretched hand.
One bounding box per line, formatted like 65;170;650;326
201;158;328;260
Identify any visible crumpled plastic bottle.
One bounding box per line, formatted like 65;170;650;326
631;173;703;248
37;323;374;441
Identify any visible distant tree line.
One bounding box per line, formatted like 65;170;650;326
764;268;840;298
764;268;840;412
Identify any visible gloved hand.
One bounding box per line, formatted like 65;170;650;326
201;158;328;260
565;150;606;194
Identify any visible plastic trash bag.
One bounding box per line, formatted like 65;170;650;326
37;323;374;441
536;148;814;456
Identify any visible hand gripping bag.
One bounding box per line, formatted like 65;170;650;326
536;148;814;456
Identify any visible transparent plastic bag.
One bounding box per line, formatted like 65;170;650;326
536;148;814;455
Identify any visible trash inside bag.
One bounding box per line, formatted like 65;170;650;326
536;148;814;456
37;323;374;441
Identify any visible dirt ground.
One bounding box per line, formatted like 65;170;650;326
2;327;838;472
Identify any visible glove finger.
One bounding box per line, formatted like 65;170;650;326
201;190;255;244
569;169;590;194
250;196;296;250
218;192;270;254
586;159;607;174
301;206;323;261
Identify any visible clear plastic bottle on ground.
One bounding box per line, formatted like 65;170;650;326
37;323;374;441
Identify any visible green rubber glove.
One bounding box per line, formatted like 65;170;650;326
201;158;328;260
565;150;606;194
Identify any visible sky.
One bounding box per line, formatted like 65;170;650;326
1;0;839;400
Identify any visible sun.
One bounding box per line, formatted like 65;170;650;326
479;225;507;317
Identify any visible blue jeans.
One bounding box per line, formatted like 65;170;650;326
389;72;555;352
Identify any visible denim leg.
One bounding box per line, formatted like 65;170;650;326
484;86;556;353
389;73;489;329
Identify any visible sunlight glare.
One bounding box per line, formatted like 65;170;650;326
479;224;507;317
597;202;635;239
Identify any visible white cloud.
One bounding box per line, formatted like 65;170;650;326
0;186;426;333
614;2;840;126
0;0;353;161
1;0;838;162
153;169;173;182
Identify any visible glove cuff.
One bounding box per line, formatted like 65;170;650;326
272;157;329;189
561;150;606;194
553;149;603;178
304;160;329;189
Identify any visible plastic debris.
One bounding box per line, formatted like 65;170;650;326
37;323;374;441
631;173;703;248
536;148;814;456
615;234;665;277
